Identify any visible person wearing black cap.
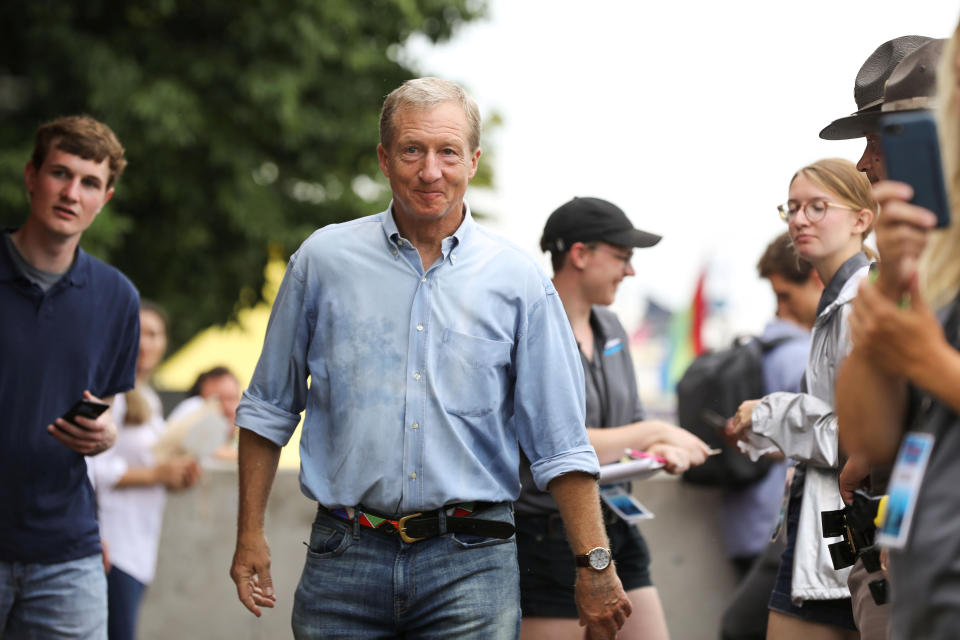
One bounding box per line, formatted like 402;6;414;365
515;197;711;640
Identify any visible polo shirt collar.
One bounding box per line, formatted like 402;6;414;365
0;226;90;289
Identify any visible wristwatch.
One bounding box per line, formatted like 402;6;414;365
575;546;612;571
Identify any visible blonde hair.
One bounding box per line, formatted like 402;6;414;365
920;21;960;310
791;158;879;261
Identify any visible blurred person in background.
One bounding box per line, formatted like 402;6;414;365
728;158;877;640
88;300;200;640
836;16;960;640
167;365;242;460
720;232;821;640
516;196;711;640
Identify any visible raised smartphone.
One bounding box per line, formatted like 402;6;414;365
880;110;951;228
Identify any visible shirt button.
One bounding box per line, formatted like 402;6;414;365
451;253;457;261
410;472;417;480
413;372;421;381
412;422;419;429
416;324;423;332
421;276;427;283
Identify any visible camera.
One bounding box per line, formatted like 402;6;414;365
821;489;888;605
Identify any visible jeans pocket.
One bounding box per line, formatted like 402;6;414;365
305;521;352;559
451;532;515;549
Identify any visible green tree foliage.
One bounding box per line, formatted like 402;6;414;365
0;0;488;349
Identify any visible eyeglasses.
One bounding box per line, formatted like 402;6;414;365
777;198;858;223
588;244;634;265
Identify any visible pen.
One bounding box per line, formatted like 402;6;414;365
624;448;667;464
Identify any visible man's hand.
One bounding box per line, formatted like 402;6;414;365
575;566;632;640
48;390;116;455
838;454;871;505
725;399;760;440
230;532;277;617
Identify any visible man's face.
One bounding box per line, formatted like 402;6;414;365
24;145;114;240
766;272;822;330
856;133;886;184
377;102;480;225
201;375;241;424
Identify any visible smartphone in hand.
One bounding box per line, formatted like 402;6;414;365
61;399;110;427
880;110;951;228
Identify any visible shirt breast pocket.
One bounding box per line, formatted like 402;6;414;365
437;329;513;417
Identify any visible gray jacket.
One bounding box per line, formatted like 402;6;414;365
751;262;870;603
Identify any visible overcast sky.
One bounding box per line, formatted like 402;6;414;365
404;1;959;336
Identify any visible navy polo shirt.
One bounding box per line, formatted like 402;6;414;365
0;229;139;564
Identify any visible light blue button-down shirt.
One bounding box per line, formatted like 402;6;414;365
236;204;597;515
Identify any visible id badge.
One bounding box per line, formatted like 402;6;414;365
770;465;795;542
877;431;935;550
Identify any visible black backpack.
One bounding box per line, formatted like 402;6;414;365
675;335;790;488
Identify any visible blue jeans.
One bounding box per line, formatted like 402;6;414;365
291;505;520;639
0;553;107;639
106;566;146;640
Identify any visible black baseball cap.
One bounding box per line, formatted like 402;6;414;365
540;196;662;253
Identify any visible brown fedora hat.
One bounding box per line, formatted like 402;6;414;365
882;39;946;113
820;35;933;140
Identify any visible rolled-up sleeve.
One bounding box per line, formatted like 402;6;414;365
752;391;838;468
235;251;313;447
513;283;598;491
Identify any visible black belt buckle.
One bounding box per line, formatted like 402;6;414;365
398;512;426;543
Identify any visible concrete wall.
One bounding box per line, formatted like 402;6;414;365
139;468;737;639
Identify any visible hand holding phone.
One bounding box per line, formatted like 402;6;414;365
49;391;116;455
62;398;110;427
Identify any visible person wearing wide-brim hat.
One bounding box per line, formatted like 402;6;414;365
514;197;712;640
824;36;945;640
819;35;933;184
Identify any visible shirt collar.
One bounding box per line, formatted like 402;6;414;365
816;252;870;317
0;226;89;288
380;201;475;260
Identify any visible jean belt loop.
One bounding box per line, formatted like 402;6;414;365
437;507;447;535
352;511;361;540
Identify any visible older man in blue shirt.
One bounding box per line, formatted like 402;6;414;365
229;77;631;639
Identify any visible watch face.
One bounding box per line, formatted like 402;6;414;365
588;547;611;570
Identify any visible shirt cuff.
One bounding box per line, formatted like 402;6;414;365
235;392;301;447
529;445;600;492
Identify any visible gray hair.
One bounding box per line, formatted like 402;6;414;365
379;77;481;152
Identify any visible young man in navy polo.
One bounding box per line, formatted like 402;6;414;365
0;115;140;638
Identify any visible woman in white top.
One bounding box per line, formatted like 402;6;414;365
729;158;877;640
88;301;199;640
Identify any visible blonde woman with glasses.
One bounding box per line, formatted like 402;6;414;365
728;158;876;640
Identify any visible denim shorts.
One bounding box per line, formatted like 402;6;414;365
0;553;107;639
291;503;520;639
516;511;652;618
768;493;857;630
